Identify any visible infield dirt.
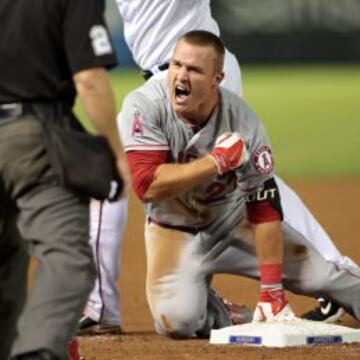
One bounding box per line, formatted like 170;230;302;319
79;179;360;359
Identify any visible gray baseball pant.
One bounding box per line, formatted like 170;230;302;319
145;201;360;338
0;118;95;360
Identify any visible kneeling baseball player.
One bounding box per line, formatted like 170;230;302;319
118;30;360;338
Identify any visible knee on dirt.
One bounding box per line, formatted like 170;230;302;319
154;303;203;338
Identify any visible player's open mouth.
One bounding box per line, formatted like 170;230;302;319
175;85;190;103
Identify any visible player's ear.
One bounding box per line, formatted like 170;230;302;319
214;71;224;86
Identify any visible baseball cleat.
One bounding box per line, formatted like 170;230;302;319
301;298;345;323
77;316;122;336
209;288;253;327
221;297;253;325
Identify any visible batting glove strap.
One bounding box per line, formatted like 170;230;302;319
209;152;231;175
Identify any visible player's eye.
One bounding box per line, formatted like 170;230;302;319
188;66;202;74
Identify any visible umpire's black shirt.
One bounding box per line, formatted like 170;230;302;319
0;0;117;106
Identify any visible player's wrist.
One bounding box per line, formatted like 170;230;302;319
209;151;231;175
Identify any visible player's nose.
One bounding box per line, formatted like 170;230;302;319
176;65;189;81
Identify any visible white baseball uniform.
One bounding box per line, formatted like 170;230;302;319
84;198;127;325
120;78;360;337
85;0;356;327
116;0;242;95
84;0;241;327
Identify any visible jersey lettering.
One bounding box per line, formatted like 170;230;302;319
246;188;276;202
90;25;113;56
246;178;283;221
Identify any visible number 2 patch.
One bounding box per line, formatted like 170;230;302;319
252;145;274;174
89;25;113;56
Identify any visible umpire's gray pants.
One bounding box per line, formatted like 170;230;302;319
0;118;95;360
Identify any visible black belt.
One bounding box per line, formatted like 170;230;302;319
0;102;70;121
141;63;169;80
0;103;34;119
148;216;210;235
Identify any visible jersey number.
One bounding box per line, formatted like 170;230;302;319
90;25;112;56
206;171;237;200
178;151;237;201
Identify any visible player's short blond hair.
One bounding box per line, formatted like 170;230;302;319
178;30;225;73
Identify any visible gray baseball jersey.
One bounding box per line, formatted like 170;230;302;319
120;79;360;338
121;78;275;228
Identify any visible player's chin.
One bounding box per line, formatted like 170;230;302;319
173;104;193;117
172;98;189;112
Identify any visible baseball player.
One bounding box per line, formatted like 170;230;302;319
119;0;350;322
79;0;349;334
119;30;360;337
78;198;127;335
116;0;241;95
80;0;241;335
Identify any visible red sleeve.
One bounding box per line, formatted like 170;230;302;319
246;201;282;224
126;150;169;200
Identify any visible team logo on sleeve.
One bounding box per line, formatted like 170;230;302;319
132;110;144;137
252;145;274;174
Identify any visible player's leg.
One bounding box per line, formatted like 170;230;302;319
79;110;128;335
206;219;360;323
8;121;95;359
145;220;209;337
278;221;360;322
13;185;94;359
79;197;127;335
275;176;354;321
0;199;29;360
145;219;252;338
276;176;357;268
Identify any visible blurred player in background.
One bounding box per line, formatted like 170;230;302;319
78;0;351;335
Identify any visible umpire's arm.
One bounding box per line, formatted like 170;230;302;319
74;67;126;177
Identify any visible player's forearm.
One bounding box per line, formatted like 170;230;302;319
74;67;124;161
252;221;284;264
143;155;217;201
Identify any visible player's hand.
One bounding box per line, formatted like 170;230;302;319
209;132;249;175
252;289;296;323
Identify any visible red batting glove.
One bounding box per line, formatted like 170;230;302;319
252;288;296;322
209;132;249;175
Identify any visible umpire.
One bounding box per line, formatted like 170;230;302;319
0;1;123;359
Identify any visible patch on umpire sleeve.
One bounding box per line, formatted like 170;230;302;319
89;25;113;56
246;178;283;221
252;145;274;174
132;109;144;137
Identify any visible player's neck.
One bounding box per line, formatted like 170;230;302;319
178;94;219;128
178;104;217;133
